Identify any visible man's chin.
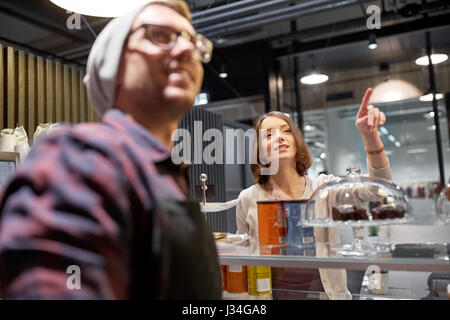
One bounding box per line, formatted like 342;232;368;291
163;94;196;110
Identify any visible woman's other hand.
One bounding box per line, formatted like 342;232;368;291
355;88;386;135
355;88;389;169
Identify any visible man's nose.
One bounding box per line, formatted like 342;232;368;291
171;35;195;60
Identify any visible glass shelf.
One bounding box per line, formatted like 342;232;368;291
218;242;450;272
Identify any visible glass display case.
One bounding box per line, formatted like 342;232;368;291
218;241;450;300
304;166;412;257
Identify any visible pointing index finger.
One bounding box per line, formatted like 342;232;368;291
357;88;373;118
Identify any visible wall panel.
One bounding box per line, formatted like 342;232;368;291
71;66;79;123
7;47;16;129
46;59;55;123
0;45;4;128
79;71;87;123
63;64;72;123
36;56;46;125
27;54;36;138
55;61;63;123
0;45;94;142
18;50;27;128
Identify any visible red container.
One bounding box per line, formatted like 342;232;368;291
257;200;287;247
226;265;248;293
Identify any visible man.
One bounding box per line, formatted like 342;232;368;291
0;0;221;299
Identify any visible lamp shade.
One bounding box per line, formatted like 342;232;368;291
370;79;422;103
300;73;329;85
415;54;448;66
419;93;444;102
49;0;150;17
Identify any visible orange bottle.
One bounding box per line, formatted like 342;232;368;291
226;265;247;293
257;201;287;247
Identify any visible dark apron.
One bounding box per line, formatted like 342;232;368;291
160;200;222;299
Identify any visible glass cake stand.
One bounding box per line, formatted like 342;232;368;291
303;166;413;257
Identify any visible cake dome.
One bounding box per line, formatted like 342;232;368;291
304;166;413;227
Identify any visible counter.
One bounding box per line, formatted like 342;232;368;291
218;242;450;300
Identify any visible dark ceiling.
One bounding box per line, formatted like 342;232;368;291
0;0;449;81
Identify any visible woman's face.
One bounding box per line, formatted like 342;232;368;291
259;116;297;162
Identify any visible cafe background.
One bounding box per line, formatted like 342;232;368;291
0;0;450;299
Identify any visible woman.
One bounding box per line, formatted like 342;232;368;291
236;88;392;300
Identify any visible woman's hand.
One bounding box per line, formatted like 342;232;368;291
355;88;386;135
355;88;389;169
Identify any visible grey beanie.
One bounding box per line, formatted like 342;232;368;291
83;4;148;116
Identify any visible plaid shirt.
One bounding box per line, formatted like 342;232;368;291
0;108;220;299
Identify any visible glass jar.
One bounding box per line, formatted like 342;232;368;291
435;184;450;224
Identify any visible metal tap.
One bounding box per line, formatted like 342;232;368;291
200;173;208;205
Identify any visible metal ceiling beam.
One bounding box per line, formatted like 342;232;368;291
211;0;448;51
274;12;450;58
193;0;334;27
191;0;263;19
198;0;361;37
267;10;400;44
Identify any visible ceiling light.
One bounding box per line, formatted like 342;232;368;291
371;79;421;103
215;38;226;44
194;93;209;106
380;127;389;135
407;148;428;154
427;125;436;131
394;141;401;148
419;93;444;102
415;54;448;66
388;135;395;142
304;124;316;131
424;111;435;119
300;73;329;85
49;0;149;17
368;32;377;50
219;64;228;79
314;142;326;149
320;153;326;159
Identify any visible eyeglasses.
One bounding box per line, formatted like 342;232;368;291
129;24;213;64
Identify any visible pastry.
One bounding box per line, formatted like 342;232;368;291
332;204;368;221
371;205;405;220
